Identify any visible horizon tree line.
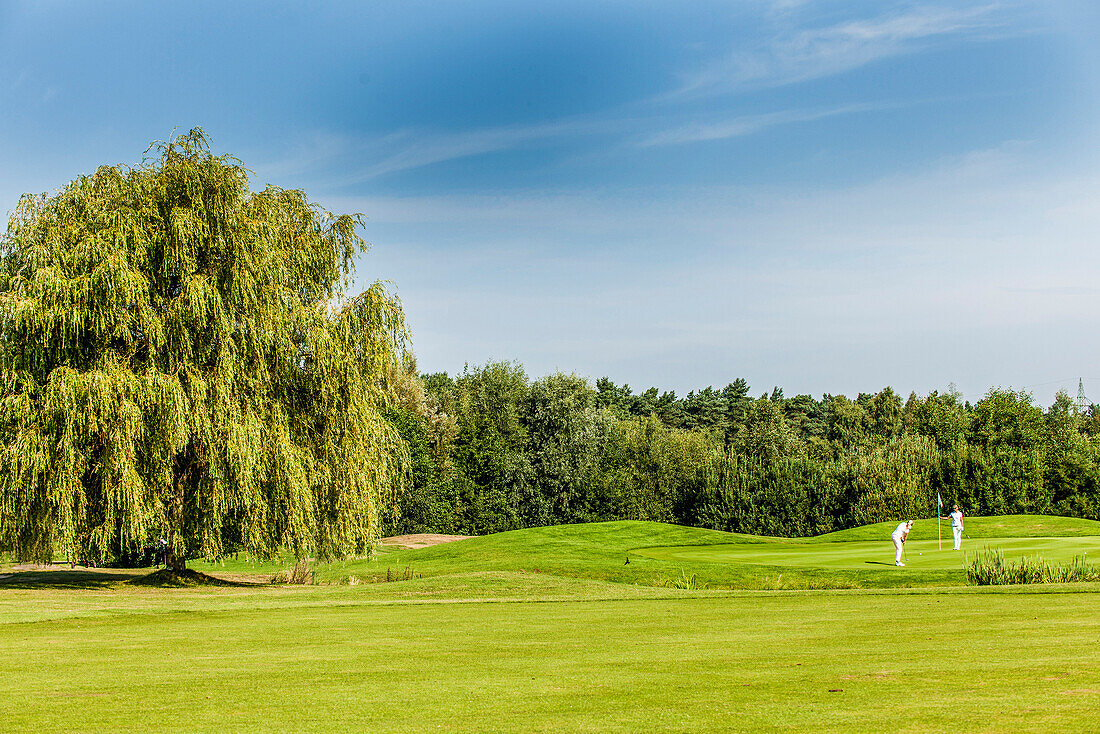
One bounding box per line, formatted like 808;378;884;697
384;361;1100;540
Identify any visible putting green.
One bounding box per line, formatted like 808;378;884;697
634;536;1100;570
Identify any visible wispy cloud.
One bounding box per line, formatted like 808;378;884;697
263;101;895;184
350;120;601;181
675;3;1010;97
245;3;1041;186
637;102;882;146
255;116;626;187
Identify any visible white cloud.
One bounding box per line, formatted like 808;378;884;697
675;3;1012;97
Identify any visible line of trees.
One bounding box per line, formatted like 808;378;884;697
385;362;1100;538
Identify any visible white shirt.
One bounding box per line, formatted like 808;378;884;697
892;522;908;539
950;511;963;528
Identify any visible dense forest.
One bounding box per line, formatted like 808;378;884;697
383;362;1100;538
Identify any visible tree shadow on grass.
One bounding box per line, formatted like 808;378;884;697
128;568;261;587
0;566;264;589
0;567;147;589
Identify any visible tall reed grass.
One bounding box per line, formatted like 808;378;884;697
965;548;1099;585
272;559;313;584
655;569;708;590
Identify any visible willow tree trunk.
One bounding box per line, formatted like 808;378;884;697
165;543;186;571
166;453;192;571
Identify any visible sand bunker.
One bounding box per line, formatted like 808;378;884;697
380;534;473;549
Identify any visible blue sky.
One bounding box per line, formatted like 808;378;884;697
2;1;1099;403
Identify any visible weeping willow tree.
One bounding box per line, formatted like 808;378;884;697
0;129;409;568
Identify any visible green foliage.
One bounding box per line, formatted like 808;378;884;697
866;387;902;439
447;361;534;533
903;388;968;449
968;389;1046;453
0;130;408;566
696;453;838;537
594;415;719;523
735;397;801;462
826;395;871;449
525;373;607;523
721;378;753;442
837;436;939;526
382;365;459;536
395;362;1100;538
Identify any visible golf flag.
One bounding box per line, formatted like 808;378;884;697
937;493;942;550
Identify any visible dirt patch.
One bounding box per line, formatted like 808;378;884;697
210;571;278;585
381;534;474;549
1060;688;1100;696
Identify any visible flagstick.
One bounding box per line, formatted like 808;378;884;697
937;493;943;551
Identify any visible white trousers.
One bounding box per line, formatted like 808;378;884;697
893;536;904;563
952;526;962;550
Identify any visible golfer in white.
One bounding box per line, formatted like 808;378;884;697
891;520;913;566
942;505;964;550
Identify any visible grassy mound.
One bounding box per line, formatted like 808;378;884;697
129;568;247;587
188;515;1100;591
293;521;946;590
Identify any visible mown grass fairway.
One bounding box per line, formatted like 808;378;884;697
2;515;1099;733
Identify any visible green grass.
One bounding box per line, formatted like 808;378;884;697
1;581;1098;732
637;536;1100;572
812;514;1100;542
2;515;1098;732
186;514;1100;590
